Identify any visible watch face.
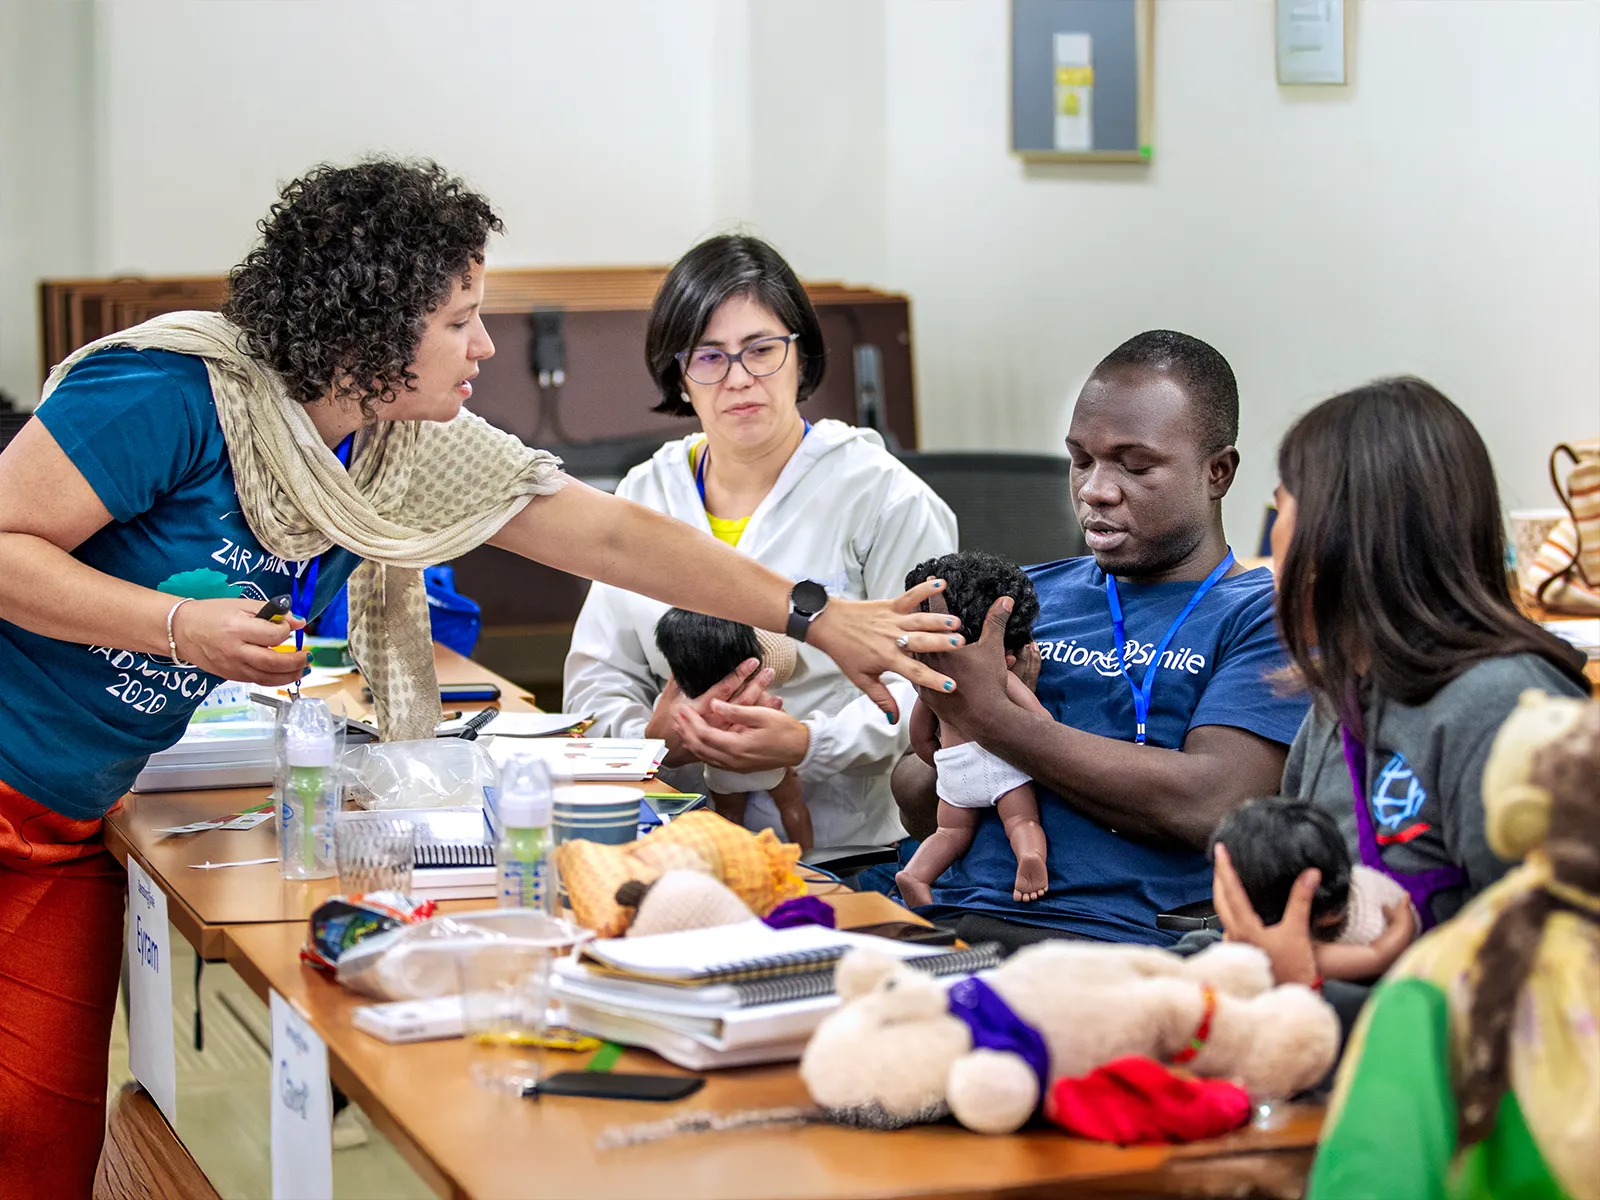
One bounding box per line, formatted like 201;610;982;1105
791;580;828;616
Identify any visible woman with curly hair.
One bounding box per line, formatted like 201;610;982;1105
0;159;961;1194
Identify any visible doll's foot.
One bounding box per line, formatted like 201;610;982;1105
1013;852;1048;903
895;870;934;909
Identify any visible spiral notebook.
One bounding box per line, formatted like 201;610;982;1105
404;808;496;898
556;941;1004;1009
576;920;984;987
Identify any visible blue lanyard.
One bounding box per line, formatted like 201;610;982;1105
1104;549;1235;745
289;433;355;650
695;420;811;508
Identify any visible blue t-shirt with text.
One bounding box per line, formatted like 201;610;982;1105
921;556;1309;945
0;348;360;819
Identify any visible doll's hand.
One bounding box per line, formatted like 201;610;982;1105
1313;901;1416;982
909;697;939;766
1010;642;1042;692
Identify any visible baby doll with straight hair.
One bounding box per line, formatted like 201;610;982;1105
653;609;813;850
1211;797;1416;982
895;551;1050;907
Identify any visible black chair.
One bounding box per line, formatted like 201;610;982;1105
894;451;1087;564
805;453;1088;886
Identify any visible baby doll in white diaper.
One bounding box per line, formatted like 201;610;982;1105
895;551;1050;907
653;608;813;850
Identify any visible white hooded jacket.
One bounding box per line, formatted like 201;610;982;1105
563;419;958;847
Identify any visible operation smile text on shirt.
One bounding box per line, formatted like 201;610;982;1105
1105;550;1237;745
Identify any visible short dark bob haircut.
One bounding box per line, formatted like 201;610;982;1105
1275;376;1587;715
223;158;503;412
644;235;825;416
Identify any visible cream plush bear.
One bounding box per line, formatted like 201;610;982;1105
800;940;1339;1135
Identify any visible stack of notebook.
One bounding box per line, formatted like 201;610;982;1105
551;921;1003;1070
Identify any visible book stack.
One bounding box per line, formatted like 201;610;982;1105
551;921;1003;1070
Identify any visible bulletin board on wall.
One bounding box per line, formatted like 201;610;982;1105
1011;0;1153;163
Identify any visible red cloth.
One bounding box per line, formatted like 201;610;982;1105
1043;1056;1252;1145
0;778;127;1199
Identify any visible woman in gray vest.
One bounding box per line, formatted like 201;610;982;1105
1213;377;1589;988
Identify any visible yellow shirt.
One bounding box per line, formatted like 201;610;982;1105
690;440;751;548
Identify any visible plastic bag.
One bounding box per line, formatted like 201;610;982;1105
333;908;587;1001
344;738;498;811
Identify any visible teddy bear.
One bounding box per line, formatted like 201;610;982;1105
799;939;1339;1135
1477;688;1590;861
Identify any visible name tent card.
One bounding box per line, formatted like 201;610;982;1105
126;858;177;1126
270;990;334;1200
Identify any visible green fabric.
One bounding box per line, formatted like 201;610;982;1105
1311;979;1568;1200
1312;979;1458;1200
1450;1093;1569;1200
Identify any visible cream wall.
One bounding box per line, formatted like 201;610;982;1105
880;0;1600;533
3;0;1596;538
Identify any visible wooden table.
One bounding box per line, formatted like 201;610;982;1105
224;889;1323;1200
111;645;1324;1199
101;644;538;959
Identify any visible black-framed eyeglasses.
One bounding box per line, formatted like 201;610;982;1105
675;333;799;386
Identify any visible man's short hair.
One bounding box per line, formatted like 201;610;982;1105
1094;330;1239;455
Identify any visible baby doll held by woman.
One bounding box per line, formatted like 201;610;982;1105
653;608;813;850
895;551;1050;907
1211;797;1417;983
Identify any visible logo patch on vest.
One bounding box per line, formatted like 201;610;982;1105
1372;752;1428;829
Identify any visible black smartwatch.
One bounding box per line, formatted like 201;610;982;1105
786;580;830;642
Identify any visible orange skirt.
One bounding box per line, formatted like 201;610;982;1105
0;778;126;1199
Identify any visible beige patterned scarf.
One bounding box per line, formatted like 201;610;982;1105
41;311;566;740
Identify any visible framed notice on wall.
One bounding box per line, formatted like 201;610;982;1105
1010;0;1153;163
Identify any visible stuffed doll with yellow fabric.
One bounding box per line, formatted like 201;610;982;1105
556;810;805;937
1311;691;1600;1199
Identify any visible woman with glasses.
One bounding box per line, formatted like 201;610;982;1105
565;235;957;849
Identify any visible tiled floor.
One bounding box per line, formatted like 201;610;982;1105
107;921;433;1199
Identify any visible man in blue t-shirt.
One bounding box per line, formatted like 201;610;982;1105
894;331;1309;948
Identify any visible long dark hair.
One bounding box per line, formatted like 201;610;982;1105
1458;702;1600;1144
1275;377;1587;713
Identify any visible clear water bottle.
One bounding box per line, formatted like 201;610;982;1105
496;754;556;913
277;696;338;880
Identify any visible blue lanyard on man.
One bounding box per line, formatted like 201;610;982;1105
1104;549;1235;745
288;432;355;652
695;420;811;508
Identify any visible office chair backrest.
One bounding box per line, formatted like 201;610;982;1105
895;451;1087;567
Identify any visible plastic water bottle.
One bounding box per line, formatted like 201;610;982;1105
496;754;556;913
278;696;338;880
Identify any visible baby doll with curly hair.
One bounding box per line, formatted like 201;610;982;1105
895;551;1050;907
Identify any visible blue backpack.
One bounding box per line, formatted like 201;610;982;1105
314;565;482;658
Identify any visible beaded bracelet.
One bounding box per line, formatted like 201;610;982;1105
166;597;194;667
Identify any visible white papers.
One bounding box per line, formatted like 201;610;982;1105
484;737;666;781
1052;32;1093;152
1277;0;1346;85
156;809;274;835
270;991;333;1200
127;859;177;1127
1543;618;1600;656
